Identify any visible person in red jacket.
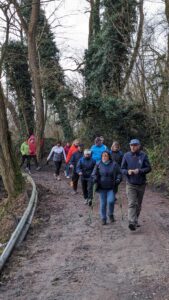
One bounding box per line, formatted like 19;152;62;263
66;139;80;164
64;142;71;156
64;142;71;178
28;135;40;170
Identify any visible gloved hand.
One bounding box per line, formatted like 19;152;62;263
115;179;121;185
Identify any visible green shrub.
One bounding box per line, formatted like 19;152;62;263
146;146;169;186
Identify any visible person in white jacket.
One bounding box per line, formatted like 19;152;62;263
47;141;66;180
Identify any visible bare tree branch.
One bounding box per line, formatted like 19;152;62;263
9;0;28;33
122;0;144;91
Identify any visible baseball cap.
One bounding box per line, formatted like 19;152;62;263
129;139;140;145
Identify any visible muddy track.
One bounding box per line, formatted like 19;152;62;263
1;165;169;300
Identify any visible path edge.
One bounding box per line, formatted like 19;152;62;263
0;173;38;272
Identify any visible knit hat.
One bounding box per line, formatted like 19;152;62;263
84;149;91;155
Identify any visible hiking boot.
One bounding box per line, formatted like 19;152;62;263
102;219;107;225
84;199;88;205
57;176;61;181
109;215;115;223
128;223;136;231
36;166;41;171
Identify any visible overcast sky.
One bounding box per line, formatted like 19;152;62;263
44;0;89;78
43;0;165;79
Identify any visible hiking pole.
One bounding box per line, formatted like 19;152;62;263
88;183;97;224
118;187;124;221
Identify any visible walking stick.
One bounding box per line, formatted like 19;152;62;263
88;183;97;224
118;187;124;221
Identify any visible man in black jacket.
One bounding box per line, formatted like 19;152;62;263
121;139;151;231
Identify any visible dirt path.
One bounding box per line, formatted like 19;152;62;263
1;166;169;300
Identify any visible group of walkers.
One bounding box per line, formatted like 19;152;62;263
20;135;151;230
44;136;151;231
20;134;41;174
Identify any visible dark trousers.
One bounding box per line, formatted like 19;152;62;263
126;183;146;225
81;178;93;200
30;155;38;168
72;172;79;191
20;155;30;169
54;161;62;175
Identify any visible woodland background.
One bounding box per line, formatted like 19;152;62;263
0;0;169;198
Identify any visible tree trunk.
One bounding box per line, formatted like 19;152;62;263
11;0;44;160
88;0;100;46
88;0;95;46
4;95;20;131
57;103;74;140
159;0;169;113
28;0;44;161
6;72;33;136
165;0;169;22
122;0;144;91
0;3;24;198
0;84;24;198
93;0;100;36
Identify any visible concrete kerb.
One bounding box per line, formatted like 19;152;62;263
0;173;37;272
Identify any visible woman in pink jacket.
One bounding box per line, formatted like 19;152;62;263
28;135;40;170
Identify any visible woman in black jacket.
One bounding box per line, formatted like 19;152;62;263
92;151;122;225
76;149;96;205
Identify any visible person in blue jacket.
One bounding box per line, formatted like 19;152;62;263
90;137;108;163
121;139;151;231
92;151;122;225
76;149;96;206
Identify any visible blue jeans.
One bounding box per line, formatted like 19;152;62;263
99;189;115;220
65;164;70;176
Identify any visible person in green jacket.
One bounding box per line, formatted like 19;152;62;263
20;139;31;173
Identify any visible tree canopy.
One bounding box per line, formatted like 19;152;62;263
0;0;169;197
